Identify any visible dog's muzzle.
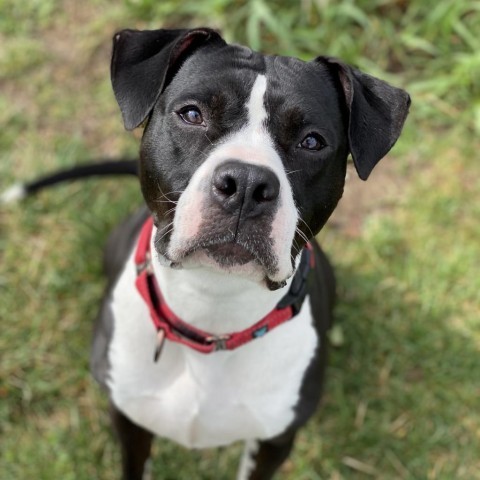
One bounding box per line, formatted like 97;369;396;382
158;156;297;286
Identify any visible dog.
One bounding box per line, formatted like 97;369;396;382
2;27;410;480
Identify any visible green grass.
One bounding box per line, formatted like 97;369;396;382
1;0;479;478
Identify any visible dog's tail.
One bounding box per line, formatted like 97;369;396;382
1;159;138;204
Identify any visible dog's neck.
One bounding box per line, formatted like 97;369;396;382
150;250;293;336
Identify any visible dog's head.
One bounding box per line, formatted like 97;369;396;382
111;28;410;289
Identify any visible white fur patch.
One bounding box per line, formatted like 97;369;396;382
107;248;318;451
247;75;268;130
237;440;259;480
0;183;26;204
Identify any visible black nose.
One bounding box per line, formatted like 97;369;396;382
211;160;280;218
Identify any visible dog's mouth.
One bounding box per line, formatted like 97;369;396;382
181;237;268;270
189;241;289;291
202;242;256;266
152;207;296;290
159;229;288;289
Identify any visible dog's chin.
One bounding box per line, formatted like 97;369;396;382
159;241;290;290
181;242;264;277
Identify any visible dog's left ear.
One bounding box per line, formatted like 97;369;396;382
317;57;411;180
111;28;226;130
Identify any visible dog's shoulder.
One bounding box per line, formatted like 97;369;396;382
90;206;150;390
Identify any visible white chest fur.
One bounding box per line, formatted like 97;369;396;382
107;251;318;449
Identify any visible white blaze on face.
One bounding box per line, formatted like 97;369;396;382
168;74;299;282
248;75;268;132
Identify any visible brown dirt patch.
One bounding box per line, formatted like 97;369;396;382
329;159;407;237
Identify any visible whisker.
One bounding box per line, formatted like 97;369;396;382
164;207;177;216
292;237;305;260
157;228;174;243
204;133;215;146
298;231;309;244
153;199;179;204
156;223;175;243
297;215;315;240
161;190;184;195
156;221;174;233
153;185;184;204
290;253;296;266
295;227;310;244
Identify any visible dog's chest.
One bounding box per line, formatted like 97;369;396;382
107;256;318;449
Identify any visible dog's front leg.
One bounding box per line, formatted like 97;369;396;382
110;403;154;480
237;429;296;480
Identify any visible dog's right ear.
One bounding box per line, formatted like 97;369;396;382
317;57;410;181
111;28;226;130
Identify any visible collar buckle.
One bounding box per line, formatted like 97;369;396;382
205;335;230;351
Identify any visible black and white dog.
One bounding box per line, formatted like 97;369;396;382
3;27;410;480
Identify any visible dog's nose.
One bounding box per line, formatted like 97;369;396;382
212;160;280;218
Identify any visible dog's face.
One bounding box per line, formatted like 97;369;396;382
111;28;410;289
141;48;349;288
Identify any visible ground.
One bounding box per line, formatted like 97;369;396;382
1;1;479;479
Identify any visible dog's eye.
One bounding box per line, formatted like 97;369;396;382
178;106;205;126
298;133;326;151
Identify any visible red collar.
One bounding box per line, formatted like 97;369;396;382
134;217;314;360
